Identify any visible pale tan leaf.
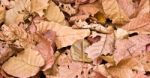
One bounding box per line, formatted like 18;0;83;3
85;33;115;60
5;0;31;25
70;39;92;62
122;13;150;34
47;50;93;78
36;21;90;49
102;0;129;25
45;1;65;23
107;57;143;78
31;0;49;16
0;6;5;24
2;46;44;78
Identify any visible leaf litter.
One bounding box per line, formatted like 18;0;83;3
0;0;150;78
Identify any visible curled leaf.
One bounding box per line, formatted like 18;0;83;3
2;46;45;78
45;1;65;23
102;0;129;25
70;39;92;62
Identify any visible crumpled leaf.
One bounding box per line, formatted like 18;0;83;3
31;0;49;16
70;39;92;62
45;1;65;23
47;50;93;78
0;42;15;64
107;57;144;78
0;6;5;24
2;46;45;78
36;33;55;71
102;0;129;25
73;20;114;33
85;32;115;60
59;3;77;16
78;3;99;16
113;34;150;63
5;0;31;25
35;21;90;49
122;13;150;34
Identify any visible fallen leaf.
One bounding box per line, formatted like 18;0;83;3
70;39;92;62
0;42;15;64
0;6;5;24
113;34;150;63
122;13;150;34
31;0;49;16
85;33;115;60
36;34;55;71
107;57;143;78
137;0;150;16
117;0;136;17
2;46;45;78
5;0;31;25
45;1;65;23
35;21;90;49
102;0;129;25
47;50;93;78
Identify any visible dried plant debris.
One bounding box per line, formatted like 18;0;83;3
0;0;150;78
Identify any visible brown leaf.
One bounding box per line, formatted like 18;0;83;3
113;34;150;63
31;0;49;16
0;6;5;24
122;13;150;34
45;1;65;23
36;21;90;49
46;50;93;78
117;0;136;17
70;39;92;62
36;34;55;71
107;57;143;78
85;33;115;60
0;42;15;64
5;0;31;25
2;46;45;78
102;0;129;25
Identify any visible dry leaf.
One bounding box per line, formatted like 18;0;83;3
36;21;90;49
0;42;15;64
36;34;55;71
5;0;31;25
31;0;49;16
107;57;143;78
2;46;44;78
85;32;115;60
117;0;136;17
59;3;77;16
0;6;5;24
70;39;92;62
47;50;93;78
102;0;129;25
45;1;65;23
79;3;99;16
137;0;150;16
122;13;150;34
113;34;150;63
